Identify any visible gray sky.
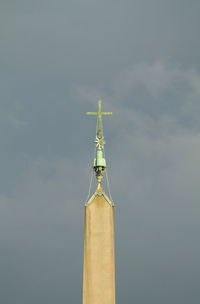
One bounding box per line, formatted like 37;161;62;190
0;1;200;303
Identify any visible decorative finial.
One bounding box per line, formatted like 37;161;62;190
86;100;112;183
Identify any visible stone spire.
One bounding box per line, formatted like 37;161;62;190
83;101;116;304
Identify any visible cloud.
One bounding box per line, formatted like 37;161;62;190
113;60;176;97
113;60;200;102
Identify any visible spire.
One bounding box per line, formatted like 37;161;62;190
86;100;112;184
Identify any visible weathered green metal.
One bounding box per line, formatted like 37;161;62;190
86;100;112;183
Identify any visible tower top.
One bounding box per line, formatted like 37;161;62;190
86;100;112;184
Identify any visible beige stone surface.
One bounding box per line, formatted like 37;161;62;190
82;187;116;304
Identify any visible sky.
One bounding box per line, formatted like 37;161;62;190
0;0;200;303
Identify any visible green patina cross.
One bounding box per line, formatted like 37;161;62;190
86;100;112;138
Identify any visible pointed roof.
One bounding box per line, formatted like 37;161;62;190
85;184;114;207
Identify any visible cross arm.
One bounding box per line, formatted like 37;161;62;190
86;112;112;115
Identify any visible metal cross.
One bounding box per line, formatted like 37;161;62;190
86;100;112;138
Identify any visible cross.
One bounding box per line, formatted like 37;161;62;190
86;100;112;138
